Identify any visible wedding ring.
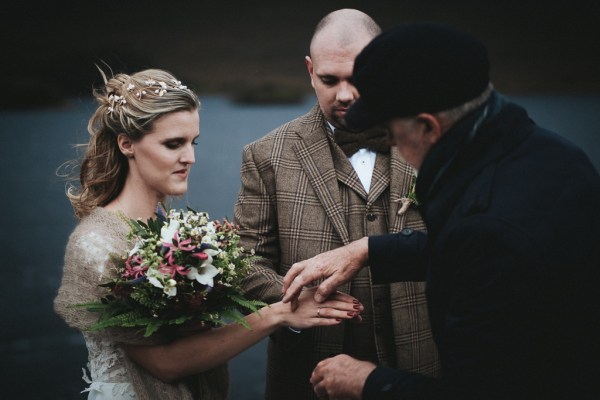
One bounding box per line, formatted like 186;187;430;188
317;307;322;318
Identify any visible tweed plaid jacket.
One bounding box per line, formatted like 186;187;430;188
234;104;440;399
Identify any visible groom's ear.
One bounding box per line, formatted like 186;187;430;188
305;56;316;89
117;134;135;158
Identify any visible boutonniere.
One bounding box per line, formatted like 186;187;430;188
397;174;419;215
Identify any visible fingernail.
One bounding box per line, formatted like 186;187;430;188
353;304;360;310
347;311;355;317
353;299;359;303
336;318;341;322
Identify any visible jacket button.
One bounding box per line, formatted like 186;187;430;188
401;228;413;236
367;213;377;221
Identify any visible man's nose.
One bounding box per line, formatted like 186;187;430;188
336;82;356;103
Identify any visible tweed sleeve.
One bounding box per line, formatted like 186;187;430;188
234;143;285;304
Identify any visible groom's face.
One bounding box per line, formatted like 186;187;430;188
305;29;371;129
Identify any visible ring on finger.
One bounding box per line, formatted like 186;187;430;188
317;307;322;318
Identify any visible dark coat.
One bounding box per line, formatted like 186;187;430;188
364;93;600;399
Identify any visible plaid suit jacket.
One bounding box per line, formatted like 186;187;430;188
234;104;440;399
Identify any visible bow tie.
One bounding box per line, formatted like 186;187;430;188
334;125;390;157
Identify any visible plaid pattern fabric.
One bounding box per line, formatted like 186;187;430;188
234;105;440;399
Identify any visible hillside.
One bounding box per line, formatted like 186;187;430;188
2;0;599;109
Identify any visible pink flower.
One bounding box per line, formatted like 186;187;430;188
191;251;209;261
123;255;148;279
159;261;190;278
178;237;195;251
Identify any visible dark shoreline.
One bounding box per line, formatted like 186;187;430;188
3;1;600;110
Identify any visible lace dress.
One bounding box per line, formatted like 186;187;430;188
54;208;228;400
81;333;136;399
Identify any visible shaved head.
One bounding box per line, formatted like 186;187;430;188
305;9;380;128
310;9;381;56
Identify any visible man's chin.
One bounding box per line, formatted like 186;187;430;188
329;117;348;130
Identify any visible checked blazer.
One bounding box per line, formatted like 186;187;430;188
234;104;440;399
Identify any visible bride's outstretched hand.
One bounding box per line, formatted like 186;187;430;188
276;287;363;329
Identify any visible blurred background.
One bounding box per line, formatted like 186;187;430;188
1;1;599;399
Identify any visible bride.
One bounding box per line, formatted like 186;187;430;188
54;68;362;400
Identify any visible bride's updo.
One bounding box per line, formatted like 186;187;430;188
67;68;200;219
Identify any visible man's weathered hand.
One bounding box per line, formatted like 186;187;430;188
310;354;376;399
282;237;369;304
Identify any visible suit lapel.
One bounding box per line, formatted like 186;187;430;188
388;149;417;233
331;144;368;200
367;152;390;206
293;113;351;245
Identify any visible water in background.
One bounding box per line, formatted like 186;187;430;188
0;94;598;399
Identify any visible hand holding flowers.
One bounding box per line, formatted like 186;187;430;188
75;206;265;337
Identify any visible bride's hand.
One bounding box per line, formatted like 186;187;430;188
274;287;363;329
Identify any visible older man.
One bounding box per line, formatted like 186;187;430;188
234;10;439;400
283;23;600;399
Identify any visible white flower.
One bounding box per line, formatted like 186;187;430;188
205;248;219;258
127;83;135;91
148;276;163;289
188;263;219;287
164;279;177;297
128;239;144;256
188;249;220;286
147;271;177;297
206;221;215;234
161;219;180;244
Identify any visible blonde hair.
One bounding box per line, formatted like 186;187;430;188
65;68;200;219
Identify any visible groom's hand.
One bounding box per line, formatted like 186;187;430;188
282;237;369;304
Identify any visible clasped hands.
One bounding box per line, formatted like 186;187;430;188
282;237;376;400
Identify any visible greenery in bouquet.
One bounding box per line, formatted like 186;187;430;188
76;206;265;337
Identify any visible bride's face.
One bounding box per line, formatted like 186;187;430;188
126;109;200;199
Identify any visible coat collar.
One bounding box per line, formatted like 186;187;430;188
416;93;535;230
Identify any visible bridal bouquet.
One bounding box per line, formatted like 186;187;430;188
77;207;265;337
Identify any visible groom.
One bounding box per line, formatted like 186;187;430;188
234;9;439;400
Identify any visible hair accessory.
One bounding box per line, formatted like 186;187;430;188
106;78;189;114
107;94;126;114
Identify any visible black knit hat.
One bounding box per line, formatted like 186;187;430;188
346;22;490;131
